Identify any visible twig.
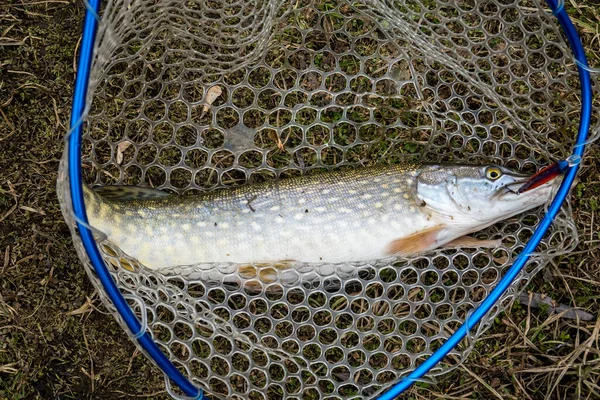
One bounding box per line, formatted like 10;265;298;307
52;96;65;130
19;0;70;4
0;201;17;224
7;69;37;77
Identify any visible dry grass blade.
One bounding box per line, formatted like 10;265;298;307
0;363;19;374
458;365;506;400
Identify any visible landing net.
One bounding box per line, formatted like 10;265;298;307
58;0;596;398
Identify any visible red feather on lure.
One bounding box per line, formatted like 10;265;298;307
517;160;568;194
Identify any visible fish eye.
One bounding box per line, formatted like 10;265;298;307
485;167;502;181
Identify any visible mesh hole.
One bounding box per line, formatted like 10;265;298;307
335;313;354;330
249;368;267;388
192;338;211;359
368;352;389;370
313;310;333;326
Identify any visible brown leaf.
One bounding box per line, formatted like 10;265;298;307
66;296;95;316
203;85;222;113
518;292;594;321
2;246;9;274
116;141;132;165
269;130;285;151
493;255;508;265
19;206;45;215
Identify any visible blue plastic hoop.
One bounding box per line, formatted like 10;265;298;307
67;0;204;397
67;0;592;398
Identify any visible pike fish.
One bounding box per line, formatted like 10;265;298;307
83;163;558;270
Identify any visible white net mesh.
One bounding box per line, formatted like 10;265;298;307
58;0;593;398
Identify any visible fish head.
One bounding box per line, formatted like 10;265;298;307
416;164;559;227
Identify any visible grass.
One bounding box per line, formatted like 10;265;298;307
1;0;600;399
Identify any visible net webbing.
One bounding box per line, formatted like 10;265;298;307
58;0;597;398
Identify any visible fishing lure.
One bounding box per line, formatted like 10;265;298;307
517;160;569;194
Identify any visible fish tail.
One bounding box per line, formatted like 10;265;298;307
83;185;98;204
82;185;104;219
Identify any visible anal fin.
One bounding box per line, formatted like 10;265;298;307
444;236;502;249
386;225;446;257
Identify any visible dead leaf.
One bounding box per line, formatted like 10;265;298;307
39;266;54;286
19;206;45;215
202;85;222;113
269;130;285;151
66;296;95;316
493;254;508;265
116;141;132;165
518;292;595;321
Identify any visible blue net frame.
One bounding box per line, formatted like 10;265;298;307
66;0;593;398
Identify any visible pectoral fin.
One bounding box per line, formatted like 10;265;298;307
443;236;502;249
386;225;446;257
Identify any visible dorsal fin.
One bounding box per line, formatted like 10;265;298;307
92;186;171;201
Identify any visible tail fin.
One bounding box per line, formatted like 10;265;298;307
80;186;110;241
82;185;102;217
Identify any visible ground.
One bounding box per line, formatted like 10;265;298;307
0;1;599;399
